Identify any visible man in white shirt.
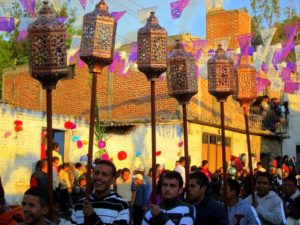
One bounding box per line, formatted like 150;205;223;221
174;157;186;186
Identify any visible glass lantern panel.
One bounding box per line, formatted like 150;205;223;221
82;22;95;51
152;36;166;63
216;65;230;87
32;35;50;68
170;62;188;90
138;36;151;63
94;23;113;52
51;33;66;67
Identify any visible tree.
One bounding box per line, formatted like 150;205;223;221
250;0;281;28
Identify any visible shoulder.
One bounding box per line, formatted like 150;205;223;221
104;193;129;209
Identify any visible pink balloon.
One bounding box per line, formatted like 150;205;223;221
77;140;83;148
101;153;109;160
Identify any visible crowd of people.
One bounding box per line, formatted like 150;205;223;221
1;142;300;225
251;95;289;133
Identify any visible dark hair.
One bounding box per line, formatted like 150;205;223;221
191;165;199;172
52;142;59;149
227;178;240;198
0;176;4;201
62;163;70;169
163;171;183;188
284;174;297;186
201;160;208;167
122;168;130;175
24;187;49;207
255;172;272;184
179;157;185;163
189;171;209;187
52;156;59;162
75;162;82;169
94;160;117;177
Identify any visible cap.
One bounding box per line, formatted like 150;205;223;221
133;174;143;181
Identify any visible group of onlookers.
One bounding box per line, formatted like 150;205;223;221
1;150;300;225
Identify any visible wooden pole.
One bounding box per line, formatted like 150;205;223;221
243;105;256;204
220;102;228;209
150;80;157;204
46;89;53;220
182;104;190;201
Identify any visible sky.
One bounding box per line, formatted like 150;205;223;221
69;0;300;45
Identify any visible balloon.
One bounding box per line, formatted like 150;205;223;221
101;153;109;160
77;140;83;148
64;121;73;129
118;151;127;161
155;151;161;156
135;151;142;157
14;120;23;126
98;140;106;149
72;135;80;142
15;125;23;132
71;123;77;129
178;140;184;147
4;131;11;138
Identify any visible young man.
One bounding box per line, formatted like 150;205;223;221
71;160;129;225
142;171;195;225
244;172;286;225
189;171;228;225
21;187;55;225
220;178;260;225
174;157;186;186
282;175;300;218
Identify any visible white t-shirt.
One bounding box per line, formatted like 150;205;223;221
116;177;132;202
174;164;186;186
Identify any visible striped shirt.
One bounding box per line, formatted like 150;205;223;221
71;192;129;225
142;200;195;225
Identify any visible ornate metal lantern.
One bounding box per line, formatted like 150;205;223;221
137;12;167;80
28;1;68;90
207;44;234;102
80;0;117;73
167;40;198;104
233;56;257;113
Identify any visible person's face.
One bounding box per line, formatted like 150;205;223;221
92;164;115;196
219;183;236;202
53;160;59;167
162;178;182;200
269;167;276;175
41;162;48;173
255;176;271;197
134;178;143;186
122;171;130;181
79;179;87;187
22;194;48;225
283;180;297;197
189;179;206;203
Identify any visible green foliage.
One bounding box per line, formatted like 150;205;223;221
0;2;78;99
250;0;281;28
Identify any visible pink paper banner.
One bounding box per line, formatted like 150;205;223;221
170;0;190;19
17;30;28;41
256;77;271;93
79;0;87;10
280;67;291;82
284;80;299;94
237;33;252;56
20;0;35;16
110;11;126;21
0;17;14;32
108;53;121;73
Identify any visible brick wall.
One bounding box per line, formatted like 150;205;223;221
3;63;248;130
206;9;251;50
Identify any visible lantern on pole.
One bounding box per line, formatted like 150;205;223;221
137;12;167;203
79;0;117;205
207;44;234;207
233;56;257;203
28;1;68;218
167;40;198;199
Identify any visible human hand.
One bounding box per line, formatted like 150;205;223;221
149;204;161;217
83;201;94;216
